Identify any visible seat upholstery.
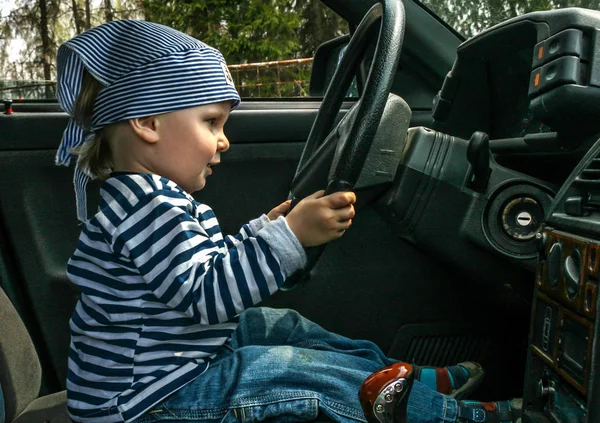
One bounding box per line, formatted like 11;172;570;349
0;287;69;423
12;391;68;423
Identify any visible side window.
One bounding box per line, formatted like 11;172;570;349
308;34;358;98
333;45;359;98
0;0;348;101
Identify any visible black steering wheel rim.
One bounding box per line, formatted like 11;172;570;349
282;0;405;290
291;0;406;194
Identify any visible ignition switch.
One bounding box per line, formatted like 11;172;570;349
501;196;544;241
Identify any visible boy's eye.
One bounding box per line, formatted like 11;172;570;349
206;119;216;126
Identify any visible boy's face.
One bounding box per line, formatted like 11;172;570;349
150;101;231;193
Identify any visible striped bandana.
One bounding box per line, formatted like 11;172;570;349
55;19;241;221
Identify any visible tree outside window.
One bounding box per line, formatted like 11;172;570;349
0;0;348;99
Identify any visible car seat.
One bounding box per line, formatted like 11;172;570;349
0;286;69;423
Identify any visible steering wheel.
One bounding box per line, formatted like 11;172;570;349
282;0;406;289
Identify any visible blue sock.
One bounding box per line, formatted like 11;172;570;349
416;365;472;394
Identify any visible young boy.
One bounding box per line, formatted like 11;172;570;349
56;20;520;423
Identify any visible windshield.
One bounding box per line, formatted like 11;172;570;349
419;0;600;38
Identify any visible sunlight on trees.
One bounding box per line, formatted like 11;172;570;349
0;0;347;99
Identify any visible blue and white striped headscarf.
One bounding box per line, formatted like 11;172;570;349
55;20;241;221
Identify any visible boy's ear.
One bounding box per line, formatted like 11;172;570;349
129;115;160;144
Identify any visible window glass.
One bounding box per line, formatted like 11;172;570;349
420;0;600;38
0;0;348;100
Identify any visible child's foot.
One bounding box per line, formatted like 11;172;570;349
457;399;523;423
359;362;414;423
414;362;485;399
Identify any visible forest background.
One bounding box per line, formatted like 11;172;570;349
1;0;600;99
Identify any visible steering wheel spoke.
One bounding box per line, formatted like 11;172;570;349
291;101;360;198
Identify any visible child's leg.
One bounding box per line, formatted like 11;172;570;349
229;307;486;422
229;307;395;367
233;307;483;398
135;308;511;423
136;342;462;423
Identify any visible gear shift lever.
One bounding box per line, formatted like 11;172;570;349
359;362;414;423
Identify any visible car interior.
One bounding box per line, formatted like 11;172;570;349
0;0;598;422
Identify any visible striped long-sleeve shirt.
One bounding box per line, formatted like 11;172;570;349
66;173;306;423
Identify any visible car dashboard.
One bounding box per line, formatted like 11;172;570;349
433;8;600;144
427;7;600;423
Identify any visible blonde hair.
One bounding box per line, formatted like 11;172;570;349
71;70;114;180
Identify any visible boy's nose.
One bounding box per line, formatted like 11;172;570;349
218;134;230;152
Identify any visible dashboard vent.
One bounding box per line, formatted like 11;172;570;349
575;157;600;188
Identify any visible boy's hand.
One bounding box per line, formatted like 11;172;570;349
285;190;356;247
267;200;292;221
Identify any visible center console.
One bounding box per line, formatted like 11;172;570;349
524;231;598;423
523;140;600;423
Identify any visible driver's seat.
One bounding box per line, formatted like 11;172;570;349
0;286;69;423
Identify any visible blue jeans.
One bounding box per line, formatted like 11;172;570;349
136;308;458;423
